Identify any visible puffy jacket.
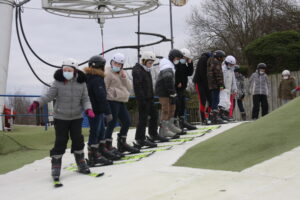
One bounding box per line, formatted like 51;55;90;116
193;52;212;89
155;58;176;97
104;67;132;103
175;61;194;91
132;63;154;102
249;71;270;95
278;77;296;99
207;57;225;90
84;67;111;115
235;73;246;99
221;63;237;94
37;69;91;120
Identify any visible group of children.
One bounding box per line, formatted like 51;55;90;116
28;49;196;182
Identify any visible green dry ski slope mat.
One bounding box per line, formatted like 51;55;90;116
175;97;300;172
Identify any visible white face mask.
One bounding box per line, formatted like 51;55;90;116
173;60;180;65
259;70;265;75
180;59;186;64
63;71;74;80
283;76;289;80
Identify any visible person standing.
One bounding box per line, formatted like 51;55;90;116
232;66;246;120
249;63;270;119
174;48;196;130
104;53;140;154
155;49;183;138
28;58;93;182
278;70;296;105
193;52;213;125
207;50;226;124
132;51;169;148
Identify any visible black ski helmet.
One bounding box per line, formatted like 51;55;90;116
89;55;106;69
213;50;226;58
257;63;267;69
168;49;183;62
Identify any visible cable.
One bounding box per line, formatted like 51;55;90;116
18;7;60;68
15;6;51;87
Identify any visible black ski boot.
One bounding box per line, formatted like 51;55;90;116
51;155;62;181
87;146;113;166
241;112;246;121
210;110;226;124
148;134;169;143
179;116;197;130
74;151;91;174
134;138;157;149
106;139;125;158
117;134;140;154
99;142;121;161
219;109;229;122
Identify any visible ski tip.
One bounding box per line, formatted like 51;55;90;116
54;181;63;188
93;172;105;177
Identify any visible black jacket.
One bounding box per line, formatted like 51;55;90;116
192;52;212;88
155;68;176;97
84;67;111;115
175;61;194;91
132;63;154;102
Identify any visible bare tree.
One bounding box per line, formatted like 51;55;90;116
187;0;300;63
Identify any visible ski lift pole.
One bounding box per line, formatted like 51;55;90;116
97;17;105;56
169;0;174;49
137;11;141;64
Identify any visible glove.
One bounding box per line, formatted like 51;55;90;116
28;101;39;113
291;88;297;93
170;93;177;105
86;109;95;118
105;114;113;123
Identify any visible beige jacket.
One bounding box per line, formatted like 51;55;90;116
104;67;132;102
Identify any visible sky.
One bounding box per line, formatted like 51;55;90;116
5;0;200;95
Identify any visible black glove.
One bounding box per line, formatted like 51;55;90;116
170;93;177;105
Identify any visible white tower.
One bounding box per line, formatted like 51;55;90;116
0;0;14;131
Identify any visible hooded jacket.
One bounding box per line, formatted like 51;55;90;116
249;71;270;96
221;63;237;93
37;69;91;120
155;58;176;97
278;77;296;99
132;63;154;102
175;61;194;91
104;67;132;103
84;67;111;115
207;57;225;90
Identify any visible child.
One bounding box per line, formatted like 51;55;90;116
132;51;168;148
232;66;246;120
249;63;270;119
278;70;296;105
155;49;183;138
104;53;140;154
218;55;237;121
28;58;93;182
84;55;120;166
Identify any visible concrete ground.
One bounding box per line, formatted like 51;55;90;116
1;122;300;200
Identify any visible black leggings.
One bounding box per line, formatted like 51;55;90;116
252;95;269;119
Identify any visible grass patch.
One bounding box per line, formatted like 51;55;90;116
175;97;300;171
0;125;124;175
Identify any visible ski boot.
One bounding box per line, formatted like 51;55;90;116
219;108;229;122
106;139;125;158
241;112;246;121
168;118;182;134
203;118;212;125
134;138;157;149
99;141;121;161
148;134;169;143
74;151;91;174
51;155;62;181
210;110;226;124
87;146;113;167
179;116;197;130
117;134;140;154
159;120;179;139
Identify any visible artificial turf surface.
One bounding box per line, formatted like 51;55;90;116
175;97;300;171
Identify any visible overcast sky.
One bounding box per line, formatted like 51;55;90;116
6;0;200;95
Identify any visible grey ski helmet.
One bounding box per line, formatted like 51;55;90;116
168;49;183;62
89;55;106;69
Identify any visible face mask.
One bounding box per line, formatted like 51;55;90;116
259;70;265;75
180;59;186;64
283;76;289;80
173;60;180;65
63;71;74;80
112;66;121;72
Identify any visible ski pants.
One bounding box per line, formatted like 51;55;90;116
195;83;211;121
105;101;131;139
252;94;269;119
50;118;84;156
135;100;159;140
159;97;176;121
232;98;245;114
175;89;186;117
210;89;220;111
88;113;105;146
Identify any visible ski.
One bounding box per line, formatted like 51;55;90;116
53;180;63;188
169;137;194;143
197;125;221;130
64;166;105;178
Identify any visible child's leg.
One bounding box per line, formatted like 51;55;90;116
69;118;84;153
104;101;120;139
118;103;131;137
50;119;70;156
252;95;260;119
159;97;170;121
261;95;269;116
87;114;102;146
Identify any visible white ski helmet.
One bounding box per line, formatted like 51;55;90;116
111;53;125;64
141;51;156;61
282;70;290;76
62;58;79;69
180;48;192;59
224;55;236;65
